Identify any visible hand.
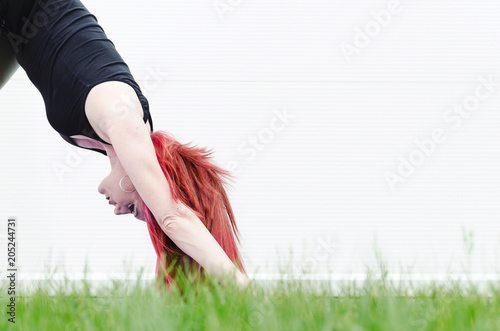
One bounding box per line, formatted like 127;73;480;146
236;273;251;289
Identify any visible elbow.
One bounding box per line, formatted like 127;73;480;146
160;214;180;233
159;203;197;234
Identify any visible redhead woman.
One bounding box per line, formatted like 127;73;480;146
0;0;248;287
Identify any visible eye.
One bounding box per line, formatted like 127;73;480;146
128;204;135;213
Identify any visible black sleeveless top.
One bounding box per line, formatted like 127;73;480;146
0;0;153;156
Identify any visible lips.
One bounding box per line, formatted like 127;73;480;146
105;195;144;221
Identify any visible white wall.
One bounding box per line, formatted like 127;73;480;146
1;0;500;280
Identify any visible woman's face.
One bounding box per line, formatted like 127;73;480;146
97;163;146;222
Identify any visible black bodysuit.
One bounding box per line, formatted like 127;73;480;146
0;0;153;155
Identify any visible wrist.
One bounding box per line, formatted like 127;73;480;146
236;272;250;288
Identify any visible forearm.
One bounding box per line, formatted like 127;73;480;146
106;116;248;286
107;117;178;220
161;213;250;287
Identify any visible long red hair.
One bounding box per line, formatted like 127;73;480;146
141;131;246;286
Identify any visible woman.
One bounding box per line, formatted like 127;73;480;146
0;0;249;287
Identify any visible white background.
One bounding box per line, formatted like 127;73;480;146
1;0;500;280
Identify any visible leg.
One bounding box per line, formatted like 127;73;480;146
0;35;19;90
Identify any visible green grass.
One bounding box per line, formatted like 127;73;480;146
1;266;500;331
2;229;500;331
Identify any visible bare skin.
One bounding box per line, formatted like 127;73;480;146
85;81;250;287
0;18;249;288
70;135;147;220
96;145;147;222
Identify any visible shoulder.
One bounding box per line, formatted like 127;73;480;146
84;81;146;144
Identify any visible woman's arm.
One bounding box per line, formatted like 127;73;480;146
85;81;249;286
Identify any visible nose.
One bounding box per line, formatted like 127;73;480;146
98;181;105;195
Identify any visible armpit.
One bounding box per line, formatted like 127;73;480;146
69;135;107;152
